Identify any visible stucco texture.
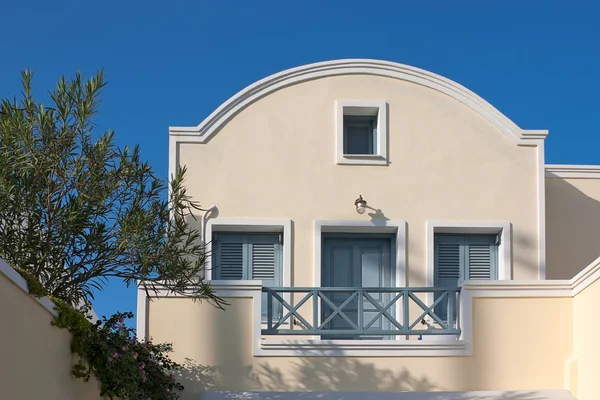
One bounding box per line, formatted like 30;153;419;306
0;271;102;400
178;74;540;284
572;275;600;400
546;177;600;279
148;295;572;397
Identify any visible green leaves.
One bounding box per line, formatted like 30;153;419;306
53;307;184;399
0;70;224;308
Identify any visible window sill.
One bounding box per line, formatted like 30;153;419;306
337;154;388;166
256;338;469;357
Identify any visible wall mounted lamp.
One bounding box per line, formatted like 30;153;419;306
355;195;368;214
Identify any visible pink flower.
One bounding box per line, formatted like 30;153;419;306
121;346;128;351
108;357;113;363
113;352;119;358
165;388;170;393
118;316;124;323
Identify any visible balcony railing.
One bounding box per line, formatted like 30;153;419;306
262;287;461;337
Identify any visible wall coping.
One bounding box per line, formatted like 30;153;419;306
0;258;58;317
201;390;576;400
137;256;600;357
0;257;99;321
546;164;600;179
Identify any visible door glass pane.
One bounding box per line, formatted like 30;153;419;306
361;247;385;333
322;245;356;334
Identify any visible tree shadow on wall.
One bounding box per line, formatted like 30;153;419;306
176;358;219;400
240;357;549;400
249;357;436;392
183;353;553;400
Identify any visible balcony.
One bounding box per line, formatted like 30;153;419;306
262;287;461;338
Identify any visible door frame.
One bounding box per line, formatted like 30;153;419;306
313;220;407;340
314;220;407;288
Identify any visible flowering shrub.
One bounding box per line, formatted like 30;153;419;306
52;303;184;399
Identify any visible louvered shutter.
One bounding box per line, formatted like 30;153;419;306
434;235;462;321
213;233;283;322
465;235;498;280
213;234;246;280
248;234;282;322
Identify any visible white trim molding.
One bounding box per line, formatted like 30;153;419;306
0;258;57;317
570;255;600;295
545;164;600;179
136;285;149;340
135;256;600;357
335;100;388;165
260;338;467;357
313;219;407;288
168;59;547;146
204;218;292;288
168;59;548;285
426;221;512;288
537;143;546;280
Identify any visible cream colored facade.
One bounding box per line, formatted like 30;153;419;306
546;172;600;279
141;60;600;399
0;260;102;400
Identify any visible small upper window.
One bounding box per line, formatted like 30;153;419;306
336;100;388;165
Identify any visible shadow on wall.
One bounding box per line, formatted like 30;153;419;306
172;296;552;400
249;357;437;392
184;356;548;399
546;178;600;279
176;358;219;396
512;228;537;280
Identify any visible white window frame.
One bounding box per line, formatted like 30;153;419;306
420;221;511;343
205;219;291;288
336;100;388;165
426;220;512;297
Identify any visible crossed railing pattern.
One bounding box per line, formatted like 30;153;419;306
262;287;461;336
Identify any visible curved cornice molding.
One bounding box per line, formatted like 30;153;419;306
169;59;547;146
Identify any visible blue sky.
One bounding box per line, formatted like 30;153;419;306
1;1;599;324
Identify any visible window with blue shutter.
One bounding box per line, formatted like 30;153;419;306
213;233;282;322
434;234;499;320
